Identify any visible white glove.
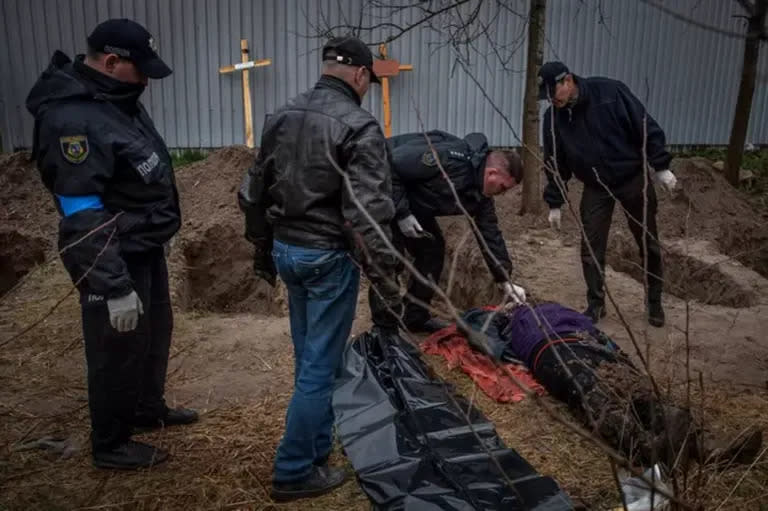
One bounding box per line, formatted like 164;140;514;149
652;169;677;192
548;208;562;230
500;282;527;304
397;214;424;238
107;290;144;333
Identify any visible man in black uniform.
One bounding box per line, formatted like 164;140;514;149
388;131;526;333
539;62;677;327
26;19;197;470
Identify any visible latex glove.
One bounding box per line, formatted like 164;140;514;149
653;169;677;192
500;282;527;304
548;208;562;230
107;290;144;333
397;215;424;238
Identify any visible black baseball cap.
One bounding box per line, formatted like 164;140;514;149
87;19;172;79
538;61;570;100
322;36;380;84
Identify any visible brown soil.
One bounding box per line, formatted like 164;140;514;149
171;146;287;315
608;232;759;308
1;150;766;510
0;152;58;240
0;229;47;295
0;152;58;296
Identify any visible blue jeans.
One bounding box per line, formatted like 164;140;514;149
271;240;360;482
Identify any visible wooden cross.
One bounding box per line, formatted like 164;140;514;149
372;44;413;138
218;39;271;148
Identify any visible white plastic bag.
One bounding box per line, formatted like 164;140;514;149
613;464;671;511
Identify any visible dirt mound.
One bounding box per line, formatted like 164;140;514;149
171;146;287;314
607;233;757;307
0;152;58;297
0;152;58;237
658;158;768;276
0;229;48;295
600;158;768;301
438;217;505;309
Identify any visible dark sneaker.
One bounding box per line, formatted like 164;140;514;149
271;465;348;502
92;440;168;470
583;304;606;324
701;427;763;465
405;317;451;334
134;407;199;432
648;302;665;327
163;407;199;426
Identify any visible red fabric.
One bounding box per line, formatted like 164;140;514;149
422;323;546;403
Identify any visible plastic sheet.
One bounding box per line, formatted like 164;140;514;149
333;330;574;510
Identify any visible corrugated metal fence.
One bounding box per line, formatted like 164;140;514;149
1;0;766;150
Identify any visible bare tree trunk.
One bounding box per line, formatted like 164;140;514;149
725;0;767;186
520;0;547;214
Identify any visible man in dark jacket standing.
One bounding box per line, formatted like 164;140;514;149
26;19;198;470
239;36;401;501
388;131;525;333
540;62;677;327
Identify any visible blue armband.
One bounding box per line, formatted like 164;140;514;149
56;195;104;216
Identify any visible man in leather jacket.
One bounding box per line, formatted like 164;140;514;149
239;36;401;501
26;19;197;470
388;131;525;333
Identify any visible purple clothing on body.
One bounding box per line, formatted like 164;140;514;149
501;303;598;366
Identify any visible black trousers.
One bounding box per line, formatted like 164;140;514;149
80;248;172;451
580;173;663;308
533;340;691;466
393;215;445;327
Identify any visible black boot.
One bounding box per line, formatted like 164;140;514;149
134;407;199;432
648;302;665;327
583;303;606;324
271;465;348;502
163;407;199;426
697;426;763;465
92;440;168;470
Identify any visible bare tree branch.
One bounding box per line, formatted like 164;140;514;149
639;0;768;41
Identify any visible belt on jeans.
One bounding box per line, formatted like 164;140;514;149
532;337;582;373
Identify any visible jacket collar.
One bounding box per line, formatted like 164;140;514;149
571;74;590;107
464;133;489;190
315;75;362;106
73;56;145;115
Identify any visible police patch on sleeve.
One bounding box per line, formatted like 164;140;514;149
421;151;437;167
59;135;89;164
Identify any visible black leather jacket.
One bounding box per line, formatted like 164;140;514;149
239;75;400;321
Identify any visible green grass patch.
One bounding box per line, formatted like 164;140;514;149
673;146;768;199
171;149;208;168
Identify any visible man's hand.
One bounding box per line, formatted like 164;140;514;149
653;169;677;192
499;282;527;304
548;208;562;230
107;290;144;332
397;215;425;238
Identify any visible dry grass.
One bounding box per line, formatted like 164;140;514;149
1;258;767;510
